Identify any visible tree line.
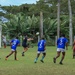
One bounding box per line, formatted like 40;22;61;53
0;0;75;45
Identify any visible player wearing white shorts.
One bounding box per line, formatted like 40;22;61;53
5;37;20;60
57;48;65;52
34;37;46;63
53;34;68;65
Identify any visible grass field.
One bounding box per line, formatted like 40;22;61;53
0;46;75;75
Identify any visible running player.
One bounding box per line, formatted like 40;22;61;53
53;34;68;65
34;37;46;63
22;35;33;56
72;40;75;58
5;36;20;60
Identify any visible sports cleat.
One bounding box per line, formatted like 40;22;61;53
53;58;56;63
5;57;8;60
59;62;63;65
34;61;37;63
40;60;44;63
22;53;24;56
15;59;18;61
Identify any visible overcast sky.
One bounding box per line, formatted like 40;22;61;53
0;0;39;6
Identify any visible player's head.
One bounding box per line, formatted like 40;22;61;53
60;34;65;37
16;36;19;39
25;34;28;38
24;34;27;36
41;36;45;40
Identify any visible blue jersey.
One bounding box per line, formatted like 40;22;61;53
11;39;20;50
38;40;46;51
57;37;68;49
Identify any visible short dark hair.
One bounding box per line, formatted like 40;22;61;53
61;34;65;37
41;36;45;40
16;36;18;39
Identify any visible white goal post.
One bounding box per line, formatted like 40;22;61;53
0;25;2;48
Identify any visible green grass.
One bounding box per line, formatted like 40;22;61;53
0;46;75;75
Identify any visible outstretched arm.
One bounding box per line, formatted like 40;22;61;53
27;38;33;41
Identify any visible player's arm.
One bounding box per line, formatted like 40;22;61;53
44;42;46;50
66;42;68;50
27;38;33;41
66;39;68;50
57;39;59;46
10;40;13;46
18;40;20;46
18;43;20;46
72;42;75;50
72;40;75;49
72;43;74;49
10;42;12;46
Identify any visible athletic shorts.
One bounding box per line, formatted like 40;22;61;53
37;50;46;54
22;43;28;48
73;48;75;51
11;49;16;51
57;48;65;52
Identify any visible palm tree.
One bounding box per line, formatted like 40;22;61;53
40;11;43;38
68;0;73;45
57;0;60;39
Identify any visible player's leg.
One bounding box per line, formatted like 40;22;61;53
53;48;61;63
5;51;14;60
73;50;74;58
59;51;65;64
73;50;75;58
14;50;17;60
56;51;61;58
22;47;28;56
74;51;75;58
34;52;40;63
4;42;6;48
40;52;46;63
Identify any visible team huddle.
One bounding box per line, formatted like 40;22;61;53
3;34;75;65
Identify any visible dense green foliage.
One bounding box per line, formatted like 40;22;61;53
0;0;75;45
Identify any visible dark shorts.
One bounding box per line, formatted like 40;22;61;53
22;44;28;48
73;46;75;51
73;48;75;51
3;42;6;45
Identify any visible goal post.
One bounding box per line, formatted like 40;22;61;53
0;25;2;48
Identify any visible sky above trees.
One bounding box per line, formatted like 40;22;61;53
0;0;38;6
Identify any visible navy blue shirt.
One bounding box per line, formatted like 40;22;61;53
22;36;27;46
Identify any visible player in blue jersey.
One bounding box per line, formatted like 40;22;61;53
53;34;68;65
5;36;20;60
34;37;46;63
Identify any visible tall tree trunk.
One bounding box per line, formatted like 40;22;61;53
40;11;43;38
57;0;60;39
68;0;73;46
